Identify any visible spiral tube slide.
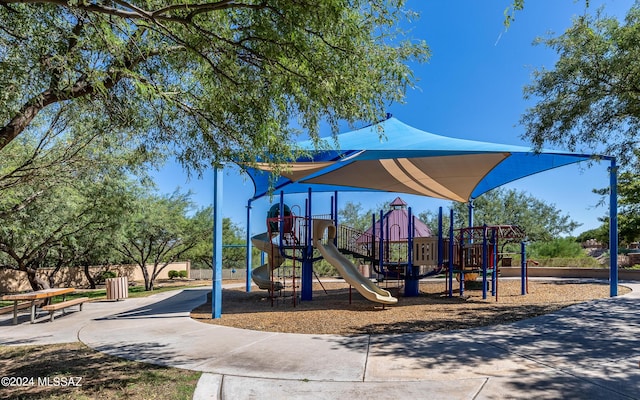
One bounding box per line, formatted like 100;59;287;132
250;232;286;290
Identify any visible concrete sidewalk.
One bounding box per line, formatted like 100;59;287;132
1;282;640;399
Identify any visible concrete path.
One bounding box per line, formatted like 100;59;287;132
1;281;639;399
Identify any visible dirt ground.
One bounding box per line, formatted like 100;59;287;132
191;279;630;335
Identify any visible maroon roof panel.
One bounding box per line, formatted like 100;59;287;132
356;208;432;243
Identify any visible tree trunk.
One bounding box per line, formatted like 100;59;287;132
25;266;50;291
150;261;172;291
139;264;152;291
48;262;63;288
84;264;97;289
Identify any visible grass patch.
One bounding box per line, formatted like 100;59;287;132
0;282;211;307
0;342;200;399
56;284;209;304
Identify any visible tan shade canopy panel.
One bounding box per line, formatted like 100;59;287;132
246;118;595;202
302;153;510;202
253;162;336;182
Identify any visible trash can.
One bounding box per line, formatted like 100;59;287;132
106;277;128;300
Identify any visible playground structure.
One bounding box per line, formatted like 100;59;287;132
209;117;618;319
251;192;530;305
447;224;528;301
354;197;438;282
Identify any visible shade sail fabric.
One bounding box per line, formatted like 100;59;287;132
245;117;595;202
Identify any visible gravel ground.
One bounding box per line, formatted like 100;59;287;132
191;279;630;335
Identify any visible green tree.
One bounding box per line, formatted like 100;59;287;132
0;117;148;290
338;199;404;232
117;191;212;290
460;188;580;241
614;171;640;244
416;189;579;242
520;5;640;164
183;215;251;270
417;209;448;237
0;168;137;290
592;170;640;244
338;202;372;232
221;218;247;270
576;224;610;246
527;237;585;258
0;1;429;175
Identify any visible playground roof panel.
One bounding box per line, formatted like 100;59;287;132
390;197;407;207
357;205;432;243
245;117;597;202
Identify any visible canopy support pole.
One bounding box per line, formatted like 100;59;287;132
610;159;618;297
212;166;223;319
245;199;252;293
448;208;454;298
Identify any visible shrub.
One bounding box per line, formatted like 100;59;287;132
314;260;339;277
533;257;601;268
168;270;188;279
527;238;586;258
95;270;117;284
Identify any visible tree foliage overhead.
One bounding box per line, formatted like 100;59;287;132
0;0;429;173
521;4;640;164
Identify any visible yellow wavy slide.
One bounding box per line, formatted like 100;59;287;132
312;219;398;305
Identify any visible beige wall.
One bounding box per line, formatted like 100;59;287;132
0;261;190;293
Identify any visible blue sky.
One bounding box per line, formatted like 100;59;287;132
151;0;634;236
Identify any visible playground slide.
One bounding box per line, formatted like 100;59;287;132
312;219;398;305
250;232;286;290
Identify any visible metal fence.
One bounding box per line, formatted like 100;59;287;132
190;268;247;280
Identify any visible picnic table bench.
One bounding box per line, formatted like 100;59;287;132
0;300;44;315
0;288;85;324
41;296;90;322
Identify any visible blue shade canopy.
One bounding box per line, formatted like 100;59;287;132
245;117;598;202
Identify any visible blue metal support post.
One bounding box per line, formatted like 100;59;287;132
379;210;385;276
301;188;313;301
482;225;488;299
371;213;376;264
448;208;454;297
332;191;338;246
491;229;497;296
437;207;443;269
610;159;618;297
520;241;526;295
212;167;223;319
405;207;418;296
279;191;285;249
245;199;252;293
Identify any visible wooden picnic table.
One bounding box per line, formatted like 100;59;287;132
1;287;75;325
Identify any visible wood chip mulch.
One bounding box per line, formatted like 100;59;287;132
190;280;630;335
